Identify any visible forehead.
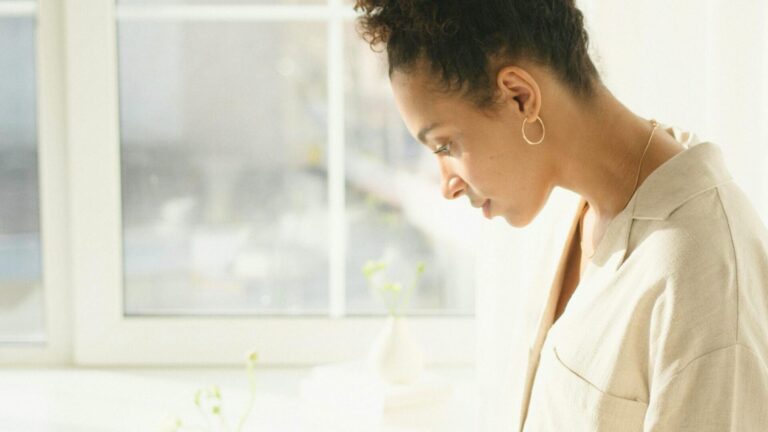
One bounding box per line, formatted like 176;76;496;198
390;68;469;142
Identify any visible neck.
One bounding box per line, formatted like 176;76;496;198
549;84;661;222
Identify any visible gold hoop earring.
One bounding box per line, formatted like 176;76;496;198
522;116;545;145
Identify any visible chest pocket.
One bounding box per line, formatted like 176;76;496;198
523;344;648;432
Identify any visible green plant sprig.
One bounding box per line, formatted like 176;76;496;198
160;351;259;432
362;260;426;317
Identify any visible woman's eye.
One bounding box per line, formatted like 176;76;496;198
433;142;451;155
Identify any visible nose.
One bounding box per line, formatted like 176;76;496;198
442;175;466;200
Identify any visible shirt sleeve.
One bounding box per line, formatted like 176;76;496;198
643;343;768;431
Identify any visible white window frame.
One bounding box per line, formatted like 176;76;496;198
63;0;474;366
0;0;71;365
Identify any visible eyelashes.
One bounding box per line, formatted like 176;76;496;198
433;142;452;155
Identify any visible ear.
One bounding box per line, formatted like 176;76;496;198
496;66;542;120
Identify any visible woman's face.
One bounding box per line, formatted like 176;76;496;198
390;65;555;227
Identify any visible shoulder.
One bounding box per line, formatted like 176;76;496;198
640;180;768;379
631;185;735;280
635;187;738;367
638;177;768;273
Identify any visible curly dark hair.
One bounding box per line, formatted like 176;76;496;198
353;0;601;109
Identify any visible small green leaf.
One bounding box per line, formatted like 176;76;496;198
382;282;402;292
362;260;386;278
416;261;426;274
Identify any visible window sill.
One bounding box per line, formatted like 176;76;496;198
0;365;476;431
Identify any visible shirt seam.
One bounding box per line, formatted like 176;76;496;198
659;342;761;389
715;185;740;344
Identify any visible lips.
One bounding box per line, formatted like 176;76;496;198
482;199;491;219
469;198;492;219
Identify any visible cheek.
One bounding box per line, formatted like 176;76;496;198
463;159;506;193
471;155;519;192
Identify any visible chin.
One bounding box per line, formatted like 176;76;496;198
501;206;538;228
503;214;530;228
501;190;553;228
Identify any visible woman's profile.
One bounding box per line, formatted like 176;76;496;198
353;1;768;431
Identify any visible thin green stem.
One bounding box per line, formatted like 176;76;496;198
236;357;258;432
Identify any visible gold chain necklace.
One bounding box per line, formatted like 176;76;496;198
580;119;659;259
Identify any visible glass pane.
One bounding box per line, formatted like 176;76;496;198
0;18;44;342
344;24;475;315
118;22;328;315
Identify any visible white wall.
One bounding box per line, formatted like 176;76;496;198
476;1;768;430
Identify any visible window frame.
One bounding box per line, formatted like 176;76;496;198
62;0;474;366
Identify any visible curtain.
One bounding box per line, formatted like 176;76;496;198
475;1;768;430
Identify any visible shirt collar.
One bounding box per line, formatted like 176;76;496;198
631;123;733;220
586;122;734;272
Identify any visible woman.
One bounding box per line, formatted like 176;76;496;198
353;1;768;431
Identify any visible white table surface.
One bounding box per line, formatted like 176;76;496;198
0;365;476;432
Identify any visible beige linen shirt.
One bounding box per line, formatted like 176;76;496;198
518;124;768;431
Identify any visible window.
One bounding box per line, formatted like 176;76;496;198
66;0;475;365
115;6;475;317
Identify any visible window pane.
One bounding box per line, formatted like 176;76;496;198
344;25;475;315
118;22;329;315
0;18;44;342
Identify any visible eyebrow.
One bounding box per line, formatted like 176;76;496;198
417;122;442;144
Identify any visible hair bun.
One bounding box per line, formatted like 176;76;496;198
354;0;462;48
353;0;600;107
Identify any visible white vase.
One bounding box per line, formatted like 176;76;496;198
367;315;425;385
